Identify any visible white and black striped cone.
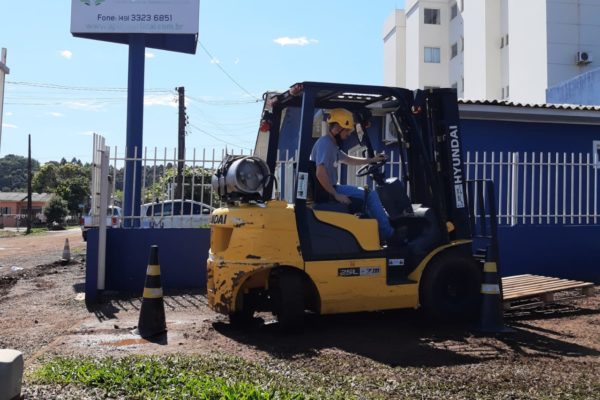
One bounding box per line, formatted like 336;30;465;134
61;238;71;263
134;245;167;338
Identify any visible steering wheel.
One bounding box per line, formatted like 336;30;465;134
356;158;387;177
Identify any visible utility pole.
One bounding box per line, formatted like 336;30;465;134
26;134;32;234
174;86;186;199
0;48;10;152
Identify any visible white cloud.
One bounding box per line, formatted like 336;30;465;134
47;112;64;118
210;57;220;64
2;123;18;129
5;112;13;116
79;131;95;136
273;36;318;46
64;100;106;112
144;93;177;108
145;52;155;59
234;57;240;64
60;50;73;59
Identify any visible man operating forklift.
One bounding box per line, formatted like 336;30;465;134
310;108;399;244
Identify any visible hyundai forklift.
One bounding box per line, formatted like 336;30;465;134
208;81;492;330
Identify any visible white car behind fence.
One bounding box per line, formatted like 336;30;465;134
140;200;213;229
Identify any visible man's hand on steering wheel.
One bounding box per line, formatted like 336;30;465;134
356;153;387;177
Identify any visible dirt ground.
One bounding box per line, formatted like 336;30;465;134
1;229;599;399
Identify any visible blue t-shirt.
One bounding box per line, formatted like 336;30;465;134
310;135;349;185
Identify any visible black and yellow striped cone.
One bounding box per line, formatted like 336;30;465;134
477;255;512;333
135;245;167;338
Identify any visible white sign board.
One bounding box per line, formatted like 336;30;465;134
71;0;199;35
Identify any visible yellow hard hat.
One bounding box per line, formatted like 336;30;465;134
327;108;355;130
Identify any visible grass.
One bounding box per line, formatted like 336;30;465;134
31;355;353;400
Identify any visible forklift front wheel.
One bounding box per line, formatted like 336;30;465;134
420;252;482;323
273;271;305;332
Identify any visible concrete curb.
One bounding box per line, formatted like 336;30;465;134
0;349;23;400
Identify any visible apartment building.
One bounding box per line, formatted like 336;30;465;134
383;0;600;103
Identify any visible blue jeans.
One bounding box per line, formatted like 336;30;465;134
335;185;394;240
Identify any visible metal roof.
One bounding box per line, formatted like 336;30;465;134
0;192;53;202
458;99;600;112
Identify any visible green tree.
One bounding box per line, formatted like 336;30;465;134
0;154;40;191
144;166;217;206
33;161;90;216
32;163;59;193
44;195;69;228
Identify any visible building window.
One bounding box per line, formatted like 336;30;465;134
501;37;504;48
461;0;464;11
424;47;441;63
451;43;458;59
506;86;510;98
502;87;505;99
505;34;509;46
451;3;458;20
461;36;464;52
1;207;11;215
424;8;440;24
451;82;458;89
594;141;600;167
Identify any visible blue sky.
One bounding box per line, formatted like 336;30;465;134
1;1;404;163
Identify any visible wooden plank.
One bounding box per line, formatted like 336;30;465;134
500;274;594;302
503;283;593;299
503;281;592;295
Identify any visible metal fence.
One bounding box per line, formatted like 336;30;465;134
465;151;599;226
90;134;600;228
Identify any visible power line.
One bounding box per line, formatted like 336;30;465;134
188;122;253;150
7;80;172;93
198;42;260;101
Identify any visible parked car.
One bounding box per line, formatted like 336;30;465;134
140;200;213;229
80;205;122;241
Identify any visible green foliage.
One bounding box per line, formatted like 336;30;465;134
43;195;69;226
0;154;40;191
32;163;59;193
33;161;90;216
144;166;218;206
33;355;351;400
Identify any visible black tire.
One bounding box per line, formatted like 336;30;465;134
228;293;255;327
228;308;254;327
273;272;305;332
420;251;482;322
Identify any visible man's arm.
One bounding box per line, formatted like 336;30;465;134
315;164;351;204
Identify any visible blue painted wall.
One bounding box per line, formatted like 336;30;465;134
85;228;210;301
460;118;599;154
547;67;600;106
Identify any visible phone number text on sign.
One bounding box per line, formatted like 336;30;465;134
97;14;173;22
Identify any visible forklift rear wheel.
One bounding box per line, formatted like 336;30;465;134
420;252;482;322
274;272;304;332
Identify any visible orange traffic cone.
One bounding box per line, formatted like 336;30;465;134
134;245;167;338
61;238;71;264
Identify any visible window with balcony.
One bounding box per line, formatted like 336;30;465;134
451;43;458;59
424;8;440;24
424;47;441;63
451;3;458;20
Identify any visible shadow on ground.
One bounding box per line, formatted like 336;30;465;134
213;306;600;368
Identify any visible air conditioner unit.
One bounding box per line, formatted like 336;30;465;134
576;51;592;65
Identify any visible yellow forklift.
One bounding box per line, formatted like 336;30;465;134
208;82;496;330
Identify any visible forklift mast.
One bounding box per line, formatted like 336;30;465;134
406;89;471;241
